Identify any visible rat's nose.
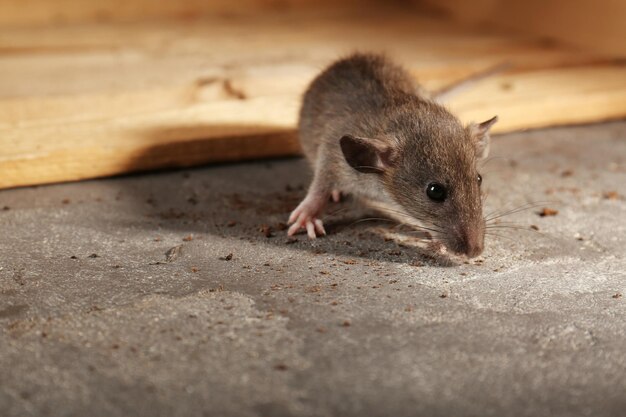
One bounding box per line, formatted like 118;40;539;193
455;226;484;258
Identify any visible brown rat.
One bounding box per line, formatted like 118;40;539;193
288;53;497;258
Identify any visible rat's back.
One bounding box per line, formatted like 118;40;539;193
298;53;418;163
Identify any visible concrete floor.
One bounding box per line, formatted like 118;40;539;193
1;122;625;417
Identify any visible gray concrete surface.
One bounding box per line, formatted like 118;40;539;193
1;122;626;417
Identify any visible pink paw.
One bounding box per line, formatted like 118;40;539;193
287;198;326;238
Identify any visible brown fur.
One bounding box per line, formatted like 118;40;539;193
297;53;495;257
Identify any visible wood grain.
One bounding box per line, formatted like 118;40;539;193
416;0;626;57
1;9;625;189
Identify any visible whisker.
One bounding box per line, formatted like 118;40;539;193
484;232;517;242
480;155;512;168
346;217;399;227
484;201;543;219
369;206;446;233
485;201;557;222
485;201;542;220
486;225;537;231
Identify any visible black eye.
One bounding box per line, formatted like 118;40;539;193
426;182;447;202
477;174;482;186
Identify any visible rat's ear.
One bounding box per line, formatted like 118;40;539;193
340;135;396;174
469;115;498;160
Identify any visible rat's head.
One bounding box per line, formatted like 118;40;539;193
340;104;497;258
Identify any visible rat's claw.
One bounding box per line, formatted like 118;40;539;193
287;213;326;238
314;219;326;236
305;220;316;238
287;203;326;238
287;221;301;237
331;190;341;203
288;207;301;224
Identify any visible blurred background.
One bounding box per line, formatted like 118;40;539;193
1;0;625;189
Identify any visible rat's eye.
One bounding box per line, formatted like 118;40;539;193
426;182;447;202
477;174;483;186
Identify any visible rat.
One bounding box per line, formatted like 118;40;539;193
287;53;498;258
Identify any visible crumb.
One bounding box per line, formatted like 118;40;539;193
191;267;199;273
341;320;351;327
388;279;398;284
182;235;193;242
70;255;78;259
342;259;357;265
409;260;423;267
538;207;559;217
165;245;183;262
316;327;327;333
530;225;539;231
603;191;621;200
306;286;321;293
259;225;274;238
61;199;70;204
274;364;288;371
561;170;573;177
208;284;224;293
2;206;9;211
612;293;622;299
330;301;339;306
227;220;237;227
404;306;413;312
88;253;99;258
154;237;162;242
219;253;233;261
319;271;330;275
439;294;448;298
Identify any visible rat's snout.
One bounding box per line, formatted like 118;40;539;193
450;224;484;258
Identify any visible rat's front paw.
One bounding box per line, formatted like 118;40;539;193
287;199;326;238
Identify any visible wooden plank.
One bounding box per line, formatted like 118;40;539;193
0;0;362;27
415;0;626;57
1;10;625;189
